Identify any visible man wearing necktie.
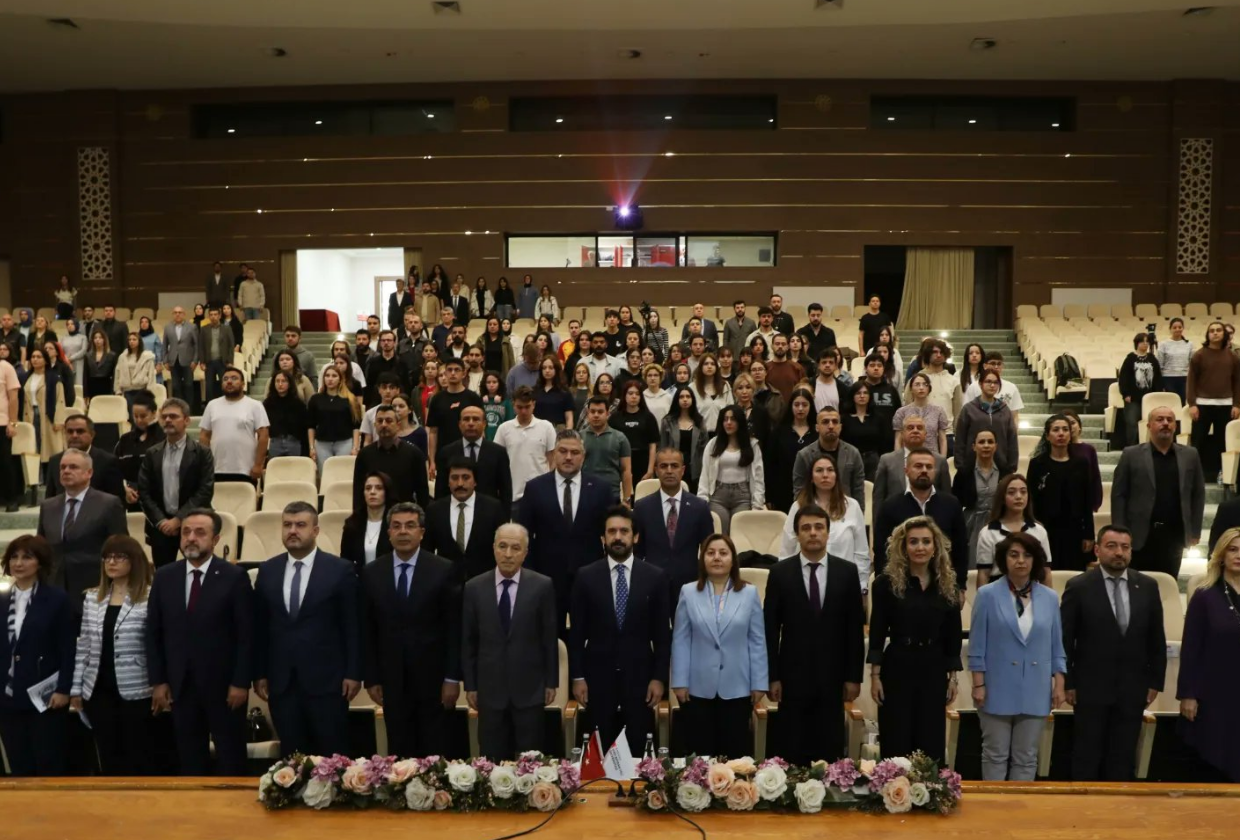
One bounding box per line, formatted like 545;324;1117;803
1061;525;1166;781
462;523;558;759
360;502;463;758
763;504;865;764
424;457;508;582
633;448;715;606
433;406;513;508
252;502;361;758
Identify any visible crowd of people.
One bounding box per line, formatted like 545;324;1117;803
0;271;1237;787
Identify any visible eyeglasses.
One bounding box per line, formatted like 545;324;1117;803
103;554;133;564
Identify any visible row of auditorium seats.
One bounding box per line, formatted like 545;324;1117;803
1019;302;1237;321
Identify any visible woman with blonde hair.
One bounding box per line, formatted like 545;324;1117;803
308;364;362;468
778;451;868;585
868;516;961;762
1177;526;1240;782
69;534;155;775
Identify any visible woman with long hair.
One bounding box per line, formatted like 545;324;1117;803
478;372;512;441
892;371;949;455
670;533;767;760
493;276;515;322
60;318;88;386
272;349;314;403
415;359;440;423
114;332;156;415
534;354;574;428
778;451;868;578
25;315;57;364
954;369;1019;475
1061;408;1103;512
53;275;77;320
389;394;428;455
667;359;693;393
84;329;116;403
976;473;1053;586
1118;331;1164;447
219;303;243;350
569;362;592;421
1188;320;1240;480
662;344;687;388
1027;414;1093;572
340;471;396;576
191;304;206;327
787;333;808;367
959;343;986;393
1177;527;1240;782
308;365;362;469
536;315;561;349
534;284;559;323
610;379;660;484
748;334;769;363
641;364;672;425
659;385;708;491
577;372;618;431
749;358;786;426
952;429;1001;571
691;353;733;433
263;370;310;458
841;380;886;481
476;315;515;378
320;340;365;391
70;534;155;775
470;276;495;320
869;516;961;762
869;325;904;390
767;387;816;513
697;405;765;534
642;309;670;362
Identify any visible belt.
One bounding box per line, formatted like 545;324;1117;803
890;638;933;649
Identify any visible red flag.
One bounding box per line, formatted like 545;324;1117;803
579;729;606;783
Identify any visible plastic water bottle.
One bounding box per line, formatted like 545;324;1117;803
643;733;655;759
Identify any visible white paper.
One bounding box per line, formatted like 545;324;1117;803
78;708;92;730
26;671;59;713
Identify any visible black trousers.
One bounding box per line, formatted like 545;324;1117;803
1046;525;1091;572
168;362;197;412
0;431;18;505
1071;701;1145;781
148;529;181;568
1133;522;1185;579
684;695;752;760
775;690;846;764
269;684;350;758
589;679;654;758
203;359;226;403
1192;404;1231;476
170;676;247;775
383;694;448;758
876;651;949;763
478;704;544;760
0;707;68;775
86;687;155;775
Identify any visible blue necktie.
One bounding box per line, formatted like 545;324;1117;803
288;561;304;620
397;562;411;600
615;564;629;629
499;579;514;634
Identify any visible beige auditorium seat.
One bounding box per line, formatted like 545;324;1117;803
114;307;132;322
1135;304;1159;320
11;422;39;503
1049;570;1078;599
1018;435;1041;457
132;307;155;322
218;511;239;562
1086;304;1112;321
87;395;131;435
1220;419;1240;486
1184;303;1208;320
1063;304;1087;319
318;455;356;492
711;511;723;533
1103;383;1123;436
1145;571;1185;640
730;510;787;554
830;305;853;320
148;383;167;406
1111;304;1135;320
634;478;660;501
1160;303;1183;318
264;456;317;487
864;480;874;528
1209;302;1233;319
260;481;317;512
126;512;153;562
318;510;348;556
212;481;258;527
241;511;284;562
1099;482;1112;514
1015;305;1039;320
321;480;353;512
738;567;769;605
1185;574;1207;599
1039;304;1062;320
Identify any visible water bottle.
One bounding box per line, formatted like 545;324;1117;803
570;747;583;765
860;732;881;762
657;746;670;761
643;733;655;759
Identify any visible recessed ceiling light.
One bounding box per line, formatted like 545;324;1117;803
1065;153;1072;158
226;128;236;134
427;114;435;119
664;115;672;120
968;119;977;124
465;230;472;235
665;151;674;157
1051;122;1060;127
768;118;774;123
314;120;323;125
555;118;564;124
887;116;895;122
256;209;263;214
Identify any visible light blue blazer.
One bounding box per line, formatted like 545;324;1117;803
968;580;1066;717
671;581;768;701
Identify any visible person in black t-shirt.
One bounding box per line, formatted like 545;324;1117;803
861;353;902;426
610;380;661;484
425;357;484;482
858;295;895;356
115;390;165;511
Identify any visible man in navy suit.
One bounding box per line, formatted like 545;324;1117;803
253;502;362;758
570;506;671;755
146;509;254;775
518;429;611;632
633;447;715;606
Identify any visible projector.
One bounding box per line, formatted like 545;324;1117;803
613;204;643;231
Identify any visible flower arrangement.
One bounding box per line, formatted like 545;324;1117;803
258;752;582;812
635;753;961;816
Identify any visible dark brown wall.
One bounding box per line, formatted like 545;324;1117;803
1;78;1236;326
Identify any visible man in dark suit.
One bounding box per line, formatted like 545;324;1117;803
253;502;362;757
1062;524;1166;781
146;508;253;775
448;281;471;326
873;449;969;595
434;406;513;506
161;306;199;410
353;405;429;511
518;429;612;632
462;523;559;759
387;278;414;331
37;448;128;607
137;398;216;567
1112;406;1206;578
425;457;509;582
98;305;130;355
205;261;231;309
872;415;952;506
633;447;714;605
569;506;671;755
45;413;126;500
765;503;865;764
361;502;462;757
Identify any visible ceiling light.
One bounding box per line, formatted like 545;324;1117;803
968;119;977;124
256;209;263;214
485;230;491;234
887;116;895;122
226;128;236;134
314;120;323;125
1065;153;1072;158
1051;122;1060;127
768;118;774;123
664;115;673;121
665;151;674;157
427;114;435;119
465;230;473;235
555;118;564;124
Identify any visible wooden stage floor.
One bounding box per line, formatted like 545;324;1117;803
1;779;1237;839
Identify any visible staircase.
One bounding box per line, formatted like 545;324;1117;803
247;331;342;398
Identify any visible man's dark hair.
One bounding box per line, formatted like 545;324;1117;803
183;508;223;536
376;372;402;388
441;357;465;369
1096;524;1133;543
757;306;773;317
604;504;633;527
808;303;823;313
984;351;1005;364
284;325;303;336
793;503;831;533
447;456;477;476
587;396;610;410
512;385;536;403
63;413;95;433
282;500;319;523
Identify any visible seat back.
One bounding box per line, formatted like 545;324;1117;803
240;511;285;562
1145;571;1185;640
1184;303;1208;319
260;480;318;512
264;456;317;487
1018;435;1041;457
319;455;356;492
318;510;348;555
87;394;131;432
211;481;258;526
1209;302;1233;319
729;510;787;555
218;511;239;562
11;421;40;492
738;568;770;606
1160;303;1183;318
1138;392;1183;443
634;478;660;501
1048;570;1076;599
1134;304;1159;320
322;480;353;512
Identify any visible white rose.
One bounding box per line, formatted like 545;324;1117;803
514;772;536;794
794;779;826;814
447;762;478;792
753;765;788;801
405;778;436;811
676;783;711;812
301;778;335;810
891;757;913;772
909;782;929;807
490;766;518;800
535;765;560;784
258;773;274;802
273;766;298;788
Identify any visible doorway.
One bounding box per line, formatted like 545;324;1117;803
863;246;907;323
295;248;404;331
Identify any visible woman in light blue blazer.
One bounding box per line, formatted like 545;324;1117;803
70;534;156;775
671;533;768;759
969;532;1066;781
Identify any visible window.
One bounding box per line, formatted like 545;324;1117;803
510;96;777;131
506;234;776;268
192;100;455;138
871;96;1074;131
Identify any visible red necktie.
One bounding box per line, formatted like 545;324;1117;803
187;569;203;613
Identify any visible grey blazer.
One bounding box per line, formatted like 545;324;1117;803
461;568;559;711
792;440;867;510
873;449;953;508
72;591;153;701
1111;442;1206;550
36;488;130;604
722;316;758;357
162;321;199;368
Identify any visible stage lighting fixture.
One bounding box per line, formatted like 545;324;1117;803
613;204;643;230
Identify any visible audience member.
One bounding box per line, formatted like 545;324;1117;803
424;457;509;582
425;358;484;476
1027;415;1095;572
306;366;361;468
779;451;869;584
954;369;1019;475
582;396;633;503
962;352;1024;427
1118;332;1164;446
494;387;556;520
84;331;117;403
263;371;311;459
698;405;765;534
434;405;513;506
238;269;266;321
1062;410;1103;512
197;307;230;403
840;381;886;482
975;473;1053;586
792;406;866;506
161;307;198;409
873;449;969;592
0;352;22;511
45;413;125;500
23;347;73;464
892;372;948;455
339;471;395;575
812;348;843;412
61;318;88;385
796;303;837;361
353;405;429;511
137;399;214;567
1186;320;1240;480
98;306;129;355
858;295;894;356
281;325;317;380
199;366;269;484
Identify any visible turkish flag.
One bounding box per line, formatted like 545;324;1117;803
579;729;606;783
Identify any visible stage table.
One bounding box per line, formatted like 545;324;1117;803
1;779;1236;839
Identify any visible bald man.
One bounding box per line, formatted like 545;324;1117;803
433;405;513;506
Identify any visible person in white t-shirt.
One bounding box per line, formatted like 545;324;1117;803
199;365;270;483
493;386;557;520
962;352;1025;427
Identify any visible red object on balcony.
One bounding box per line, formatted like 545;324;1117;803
298;310;341;332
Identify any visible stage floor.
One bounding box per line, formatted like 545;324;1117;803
1;780;1237;838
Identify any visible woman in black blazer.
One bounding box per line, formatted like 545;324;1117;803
219;304;244;351
340;470;396;575
0;535;74;776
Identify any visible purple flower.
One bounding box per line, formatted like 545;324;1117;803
758;756;789;770
636;756;665;782
867;760;905;792
516;754;542;777
362;755;395;787
416;755;442;773
681;758;710;787
310;754;354;781
939;768;963;800
825;759;859;790
558;760;581;792
472;757;495;776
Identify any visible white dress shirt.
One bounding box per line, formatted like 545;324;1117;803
555;471;581;520
454;493;477;546
185;557;212;605
282;549;317;612
660;489;683;527
1013;589;1034;640
363;519;383;566
495;568;521;604
608;556;635;610
12;584;35;639
902;483;937;514
800;554;828;599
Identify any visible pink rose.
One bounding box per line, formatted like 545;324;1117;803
389;759;419;784
881;777;912;814
725;780;759;811
725;757;757;776
707;763;736;796
272;766;298;788
341;764;371;794
645;789;667;811
529;782;563;812
432;790;452;810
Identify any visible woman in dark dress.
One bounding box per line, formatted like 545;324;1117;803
840;380;889;482
868;516;962;762
340;471;396;575
766;387;816;514
610;380;660;487
658;385;707;493
1178;527;1240;782
534;355;574;428
84;329;117;402
493;276;516;322
1026;414;1093;571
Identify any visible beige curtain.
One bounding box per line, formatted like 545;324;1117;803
896;247;975;332
279;250;298;329
403;247;422;283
